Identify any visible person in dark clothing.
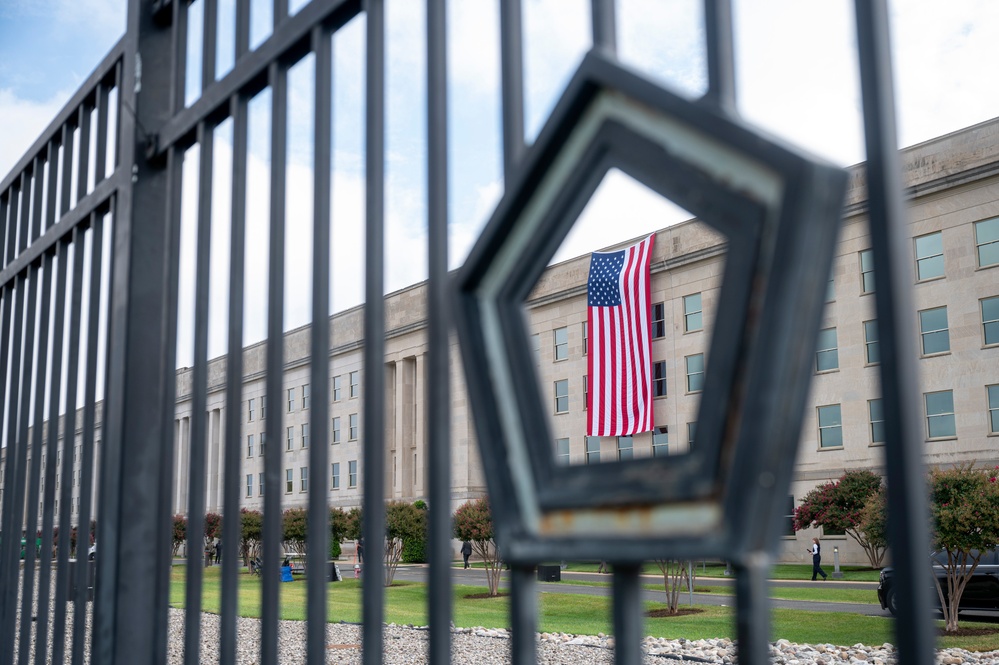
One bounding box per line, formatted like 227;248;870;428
809;537;828;581
214;539;222;565
356;538;364;564
461;541;472;569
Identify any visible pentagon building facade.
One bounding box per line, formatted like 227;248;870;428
9;117;995;565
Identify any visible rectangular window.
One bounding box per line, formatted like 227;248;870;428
783;496;795;537
651;302;666;338
259;472;264;496
246;474;253;498
583;375;588;411
617;436;633;461
582;322;588;355
988;385;999;435
975;217;999;268
248;398;255;422
869;398;885;444
817;404;843;448
261;396;266;419
348;460;358;488
332;462;340;490
349;371;360;398
652;426;669;457
286;468;293;493
915;231;944;280
301;423;310;448
554;379;569;413
826;274;835;303
860;249;875;294
287;387;295;412
683;293;702;332
585;437;600;464
919;306;950;355
685;354;704;393
925;390;956;439
287;426;294;451
864;320;880;364
349;413;358;441
553;327;568;361
815;327;839;371
332;375;342;401
247;434;254;458
653;360;667;397
982;296;999;346
556;438;570;466
300;466;308;492
259;431;266;456
531;333;541;363
687;422;696;448
332;417;341;444
302;384;311;410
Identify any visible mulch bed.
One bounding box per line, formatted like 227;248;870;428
938;627;999;637
645;608;706;618
464;592;510;600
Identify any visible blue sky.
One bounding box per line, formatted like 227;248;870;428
2;0;999;361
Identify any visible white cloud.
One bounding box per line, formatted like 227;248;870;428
0;88;73;178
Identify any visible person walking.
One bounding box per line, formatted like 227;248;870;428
809;537;828;581
214;539;222;565
356;538;364;564
461;540;472;569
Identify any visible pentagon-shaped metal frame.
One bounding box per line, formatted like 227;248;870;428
454;51;847;564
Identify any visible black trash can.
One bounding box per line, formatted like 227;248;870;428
537;564;560;582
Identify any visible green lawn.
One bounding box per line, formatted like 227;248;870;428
465;561;883;582
170;566;998;651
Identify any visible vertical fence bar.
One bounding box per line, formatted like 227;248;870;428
98;0;183;661
19;252;53;665
703;0;736;111
31;157;45;246
0;282;17;665
76;105;92;210
74;213;106;665
306;22;333;665
184;121;215;665
203;0;218;89
509;564;537;665
36;241;68;665
612;564;642;665
590;0;616;54
499;0;525;183
854;2;935;664
59;123;76;221
14;265;40;665
220;92;249;665
0;192;8;269
52;230;86;665
363;0;387;662
262;58;289;665
734;554;771;665
426;0;452;662
95;83;110;184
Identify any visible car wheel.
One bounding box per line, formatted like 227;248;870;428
886;588;898;617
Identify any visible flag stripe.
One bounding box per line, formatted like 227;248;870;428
586;234;655;437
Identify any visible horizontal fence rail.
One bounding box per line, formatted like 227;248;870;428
0;1;931;664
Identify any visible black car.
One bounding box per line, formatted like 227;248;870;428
878;550;999;616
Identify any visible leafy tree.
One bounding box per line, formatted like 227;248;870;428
402;500;428;564
344;507;363;542
204;512;222;552
929;464;999;632
239;508;263;567
793;469;887;567
453;498;502;596
653;559;694;615
329;507;350;559
282;507;308;554
384;501;426;586
172;514;188;556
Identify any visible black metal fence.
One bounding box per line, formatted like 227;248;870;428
0;1;933;664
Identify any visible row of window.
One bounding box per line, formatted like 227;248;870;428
552;353;706;413
816;385;999;448
245;415;359;457
815;296;998;373
246;371;361;422
244;460;359;497
555;426;693;465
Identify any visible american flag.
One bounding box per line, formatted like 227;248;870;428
586;234;655;436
